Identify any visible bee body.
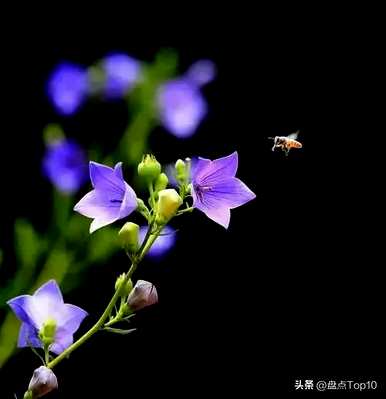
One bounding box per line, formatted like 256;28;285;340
270;131;302;155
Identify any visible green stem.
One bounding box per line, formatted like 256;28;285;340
47;227;160;370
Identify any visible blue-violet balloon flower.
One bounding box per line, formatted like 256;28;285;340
191;152;256;228
74;161;137;233
7;280;88;355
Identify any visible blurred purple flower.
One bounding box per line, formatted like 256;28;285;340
139;225;175;258
157;79;207;138
102;53;141;98
127;280;158;311
47;62;88;115
186;59;216;87
74;161;137;233
192;152;256;228
42;139;88;194
7;280;87;355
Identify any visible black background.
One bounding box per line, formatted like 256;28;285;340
0;15;384;397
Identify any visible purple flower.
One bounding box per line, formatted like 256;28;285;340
191;152;256;228
139;225;176;258
47;62;88;115
127;280;158;311
42;139;88;194
7;280;87;355
157;79;207;138
74;161;137;233
102;53;141;98
186;59;216;87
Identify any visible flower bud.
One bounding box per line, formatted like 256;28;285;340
127;280;158;311
137;154;161;183
115;274;133;297
28;366;58;398
175;159;186;183
154;172;169;192
38;318;57;347
118;222;139;253
155;189;182;224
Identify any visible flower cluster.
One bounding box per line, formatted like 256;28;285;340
46;53;215;138
9;152;254;398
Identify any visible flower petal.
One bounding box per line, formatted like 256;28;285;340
74;190;120;221
50;328;73;354
210;177;256;209
118;183;137;219
89;161;125;194
34;280;64;305
195;202;231;229
18;323;42;349
7;295;34;325
56;304;88;332
195;152;238;185
89;216;119;234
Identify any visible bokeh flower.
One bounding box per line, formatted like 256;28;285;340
74;161;137;233
102;52;141;98
7;280;87;355
192;152;256;228
139;225;176;258
157;79;207;138
47;62;88;115
127;280;158;311
186;59;216;87
42;139;88;194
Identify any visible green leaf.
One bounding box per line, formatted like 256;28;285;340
103;327;137;335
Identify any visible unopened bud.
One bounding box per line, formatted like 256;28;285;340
154;172;169;192
127;280;158;311
118;222;139;253
175;159;186;183
115;274;134;297
28;366;58;398
155;189;182;224
137;154;161;183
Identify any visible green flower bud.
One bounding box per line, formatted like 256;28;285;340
115;274;133;297
155;189;183;224
38;318;57;347
118;222;139;253
137;154;161;183
175;159;186;183
155;172;169;192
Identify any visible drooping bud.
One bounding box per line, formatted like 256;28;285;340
137;154;161;184
38;318;57;347
127;280;158;311
155;189;183;224
114;274;133;296
118;222;139;253
27;366;58;398
154;172;169;192
175;159;186;183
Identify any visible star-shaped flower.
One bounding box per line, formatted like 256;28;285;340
7;280;87;355
191;152;256;228
74;161;137;233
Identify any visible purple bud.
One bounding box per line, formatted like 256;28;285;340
28;366;58;398
127;280;158;311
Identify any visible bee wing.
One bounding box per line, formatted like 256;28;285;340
287;130;299;140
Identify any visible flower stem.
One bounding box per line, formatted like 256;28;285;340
47;227;160;370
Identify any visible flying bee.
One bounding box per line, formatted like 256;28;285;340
269;130;302;155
